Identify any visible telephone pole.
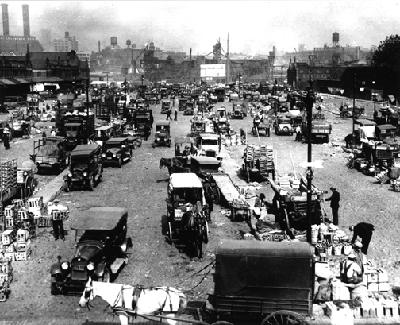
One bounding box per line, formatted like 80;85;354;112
226;33;230;84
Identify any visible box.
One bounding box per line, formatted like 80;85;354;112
3;244;14;253
379;282;391;292
2;230;14;245
36;216;51;227
16;229;29;243
368;283;379;292
15;249;31;261
16;240;30;252
382;299;399;318
4;252;14;261
0;272;12;283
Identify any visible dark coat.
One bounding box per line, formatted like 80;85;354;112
352;222;375;243
325;190;340;208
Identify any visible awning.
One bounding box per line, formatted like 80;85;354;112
0;79;16;85
14;78;31;84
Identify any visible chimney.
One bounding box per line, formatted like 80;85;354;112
65;31;69;39
2;3;9;36
22;4;30;37
98;41;100;53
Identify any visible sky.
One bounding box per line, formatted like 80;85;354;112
2;1;400;55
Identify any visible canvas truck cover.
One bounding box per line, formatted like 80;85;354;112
214;240;313;301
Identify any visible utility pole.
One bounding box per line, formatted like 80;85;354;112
226;33;230;84
189;48;192;85
306;76;315;243
85;77;90;144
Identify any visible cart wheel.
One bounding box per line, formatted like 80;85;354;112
261;311;308;325
118;157;122;168
194;237;203;259
64;181;70;192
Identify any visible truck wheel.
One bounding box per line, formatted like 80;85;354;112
261;311;307;325
64;182;70;192
101;268;111;283
118;157;122;168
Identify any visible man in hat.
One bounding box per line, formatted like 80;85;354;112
349;222;375;254
50;199;65;241
340;253;363;284
325;187;340;226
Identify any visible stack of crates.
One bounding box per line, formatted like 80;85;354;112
0;159;17;193
245;145;254;168
16;208;36;239
4;205;16;232
0;204;4;232
0;257;12;302
1;230;15;261
14;229;31;261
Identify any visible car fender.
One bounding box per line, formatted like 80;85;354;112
50;263;62;275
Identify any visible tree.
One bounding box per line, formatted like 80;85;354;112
372;34;400;72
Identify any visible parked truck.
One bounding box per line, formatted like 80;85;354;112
31;136;69;174
302;112;332;143
56;110;95;150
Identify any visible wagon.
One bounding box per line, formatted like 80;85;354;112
164;173;209;258
206;240;314;325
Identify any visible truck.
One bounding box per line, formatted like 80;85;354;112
302;113;332;143
134;108;153;138
56;110;95;150
0;159;18;207
241;144;275;182
31;136;69;174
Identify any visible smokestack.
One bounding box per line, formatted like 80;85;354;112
22;4;30;37
98;41;100;53
1;3;9;36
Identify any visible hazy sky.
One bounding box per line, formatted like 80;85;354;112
3;1;400;55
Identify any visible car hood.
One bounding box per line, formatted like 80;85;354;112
75;241;103;260
106;147;120;154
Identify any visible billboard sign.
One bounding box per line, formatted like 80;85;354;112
200;64;226;78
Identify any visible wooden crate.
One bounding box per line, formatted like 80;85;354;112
15;249;31;261
36;216;51;228
4;253;14;261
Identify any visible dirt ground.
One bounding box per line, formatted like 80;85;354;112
1;96;400;324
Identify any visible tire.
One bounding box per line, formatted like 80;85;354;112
167;221;173;244
50;275;63;295
98;173;103;183
118;157;122;168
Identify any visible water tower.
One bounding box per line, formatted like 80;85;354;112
333;32;340;47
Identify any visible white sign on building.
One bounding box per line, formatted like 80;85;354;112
200;64;226;78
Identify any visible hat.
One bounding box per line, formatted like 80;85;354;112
354;241;363;248
53;199;60;203
330;187;336;191
348;253;356;259
349;226;354;231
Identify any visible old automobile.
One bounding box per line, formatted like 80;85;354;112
94;125;114;150
184;101;195;115
102;137;132;167
231;104;246;119
196;133;222;159
63;144;103;191
214;117;230;135
122;124;142;150
50;207;132;294
161;99;171;114
31;136;69;174
178;97;188;111
190;156;221;179
164;173;209;258
152;121;171;148
274;114;294;136
191;118;207;136
134;108;153;139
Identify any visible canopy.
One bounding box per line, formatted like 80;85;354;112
72;207;128;231
169;173;202;188
95;125;114;131
192;156;220;165
214;240;313;300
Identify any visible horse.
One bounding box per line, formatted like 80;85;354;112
181;208;204;258
160;157;173;175
79;279;187;325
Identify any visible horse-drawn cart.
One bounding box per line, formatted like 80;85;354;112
164;173;210;258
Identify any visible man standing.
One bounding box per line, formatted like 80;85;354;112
50;199;66;241
166;108;172;120
325;187;340;225
174;109;178;121
295;125;302;141
349;222;375;254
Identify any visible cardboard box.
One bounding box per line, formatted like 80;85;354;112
14;249;31;261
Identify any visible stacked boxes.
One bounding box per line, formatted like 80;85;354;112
364;268;390;293
0;257;12;302
353;295;400;319
0;159;17;193
1;230;15;261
